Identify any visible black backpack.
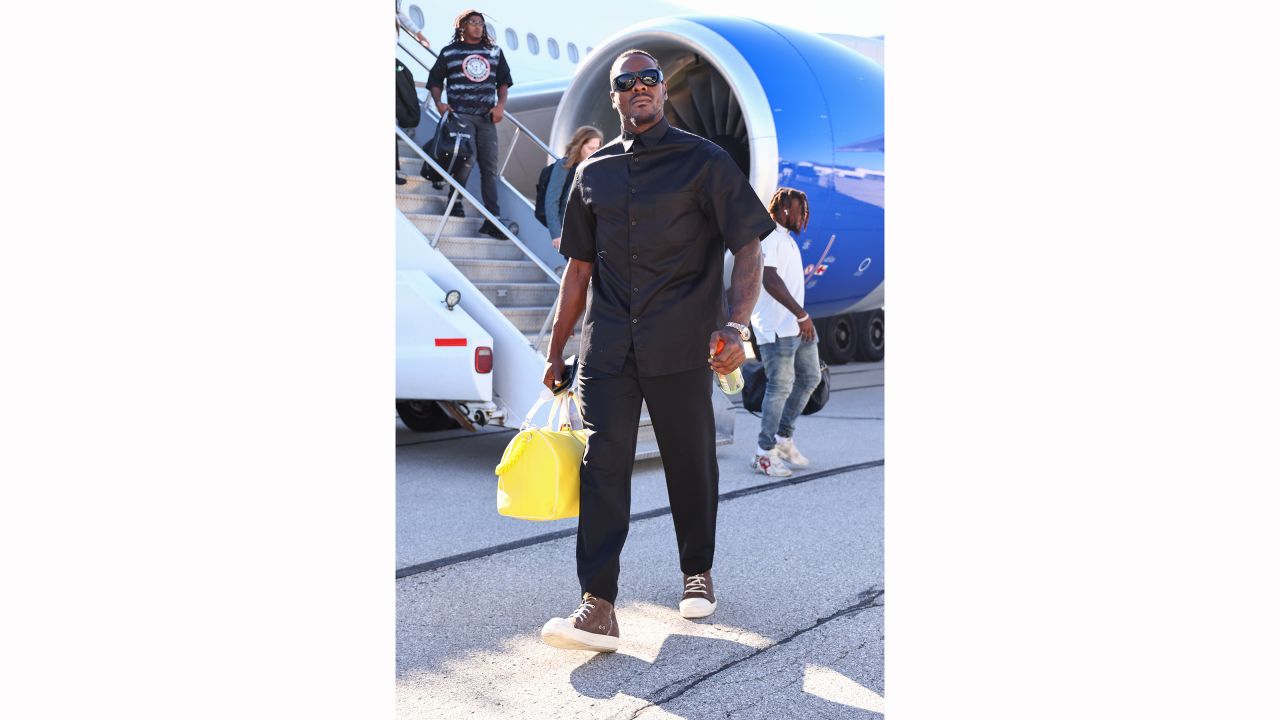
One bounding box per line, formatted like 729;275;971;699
741;358;831;416
420;112;474;186
534;163;555;226
396;61;421;129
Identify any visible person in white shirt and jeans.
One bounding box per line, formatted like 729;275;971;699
749;188;821;477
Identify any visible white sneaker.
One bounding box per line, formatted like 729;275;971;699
774;436;810;468
750;448;792;477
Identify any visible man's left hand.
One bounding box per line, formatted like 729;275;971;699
708;329;745;374
416;32;431;49
490;104;505;124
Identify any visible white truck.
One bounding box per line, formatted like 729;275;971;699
395;270;496;432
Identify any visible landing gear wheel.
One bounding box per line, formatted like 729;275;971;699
854;309;885;362
818;314;857;365
396;400;461;432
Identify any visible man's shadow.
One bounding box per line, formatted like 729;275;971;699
568;631;882;719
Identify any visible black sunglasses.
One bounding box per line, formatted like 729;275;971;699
611;68;664;92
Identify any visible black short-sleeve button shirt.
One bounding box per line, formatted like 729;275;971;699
558;118;775;377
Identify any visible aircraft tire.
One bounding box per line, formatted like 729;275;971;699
854;309;885;362
818;314;858;365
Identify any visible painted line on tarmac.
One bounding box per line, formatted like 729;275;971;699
634;586;885;715
826;366;885;377
828;383;885;393
394;458;884;579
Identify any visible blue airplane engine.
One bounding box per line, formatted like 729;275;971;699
550;15;884;361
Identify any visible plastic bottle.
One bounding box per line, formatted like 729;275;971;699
712;337;744;395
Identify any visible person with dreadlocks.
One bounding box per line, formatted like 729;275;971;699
538;49;774;653
748;186;821;477
426;9;513;239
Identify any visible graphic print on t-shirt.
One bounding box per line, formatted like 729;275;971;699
462;54;491;82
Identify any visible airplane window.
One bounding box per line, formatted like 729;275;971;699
547;37;560;60
505;28;518;50
527;33;540;56
586;46;594;56
486;22;496;40
567;42;579;63
409;5;424;29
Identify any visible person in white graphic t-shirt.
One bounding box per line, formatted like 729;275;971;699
749;187;821;477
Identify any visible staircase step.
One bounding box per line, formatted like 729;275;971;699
396;192;453;215
522;328;583;358
397;173;453;195
497;305;557;333
451;258;552;283
399;155;457;174
405;212;483;239
435;236;528;262
474;281;561;307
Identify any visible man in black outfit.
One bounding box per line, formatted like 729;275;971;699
538;49;775;653
426;9;512;238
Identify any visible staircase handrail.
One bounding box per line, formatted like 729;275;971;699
396;126;559;286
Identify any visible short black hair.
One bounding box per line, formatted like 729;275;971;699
612;48;662;75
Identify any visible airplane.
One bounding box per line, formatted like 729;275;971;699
395;1;883;433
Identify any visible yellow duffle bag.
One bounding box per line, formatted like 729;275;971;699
494;390;588;521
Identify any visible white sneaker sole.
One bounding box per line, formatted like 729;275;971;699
679;598;717;619
540;618;619;652
751;460;792;477
780;455;809;468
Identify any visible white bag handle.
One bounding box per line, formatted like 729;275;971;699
520;389;555;431
550;392;584;431
520;389;584;432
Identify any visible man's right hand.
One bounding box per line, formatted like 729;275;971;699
799;316;817;342
436;102;453;115
543;355;566;391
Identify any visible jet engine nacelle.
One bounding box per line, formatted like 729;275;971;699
550;16;884;323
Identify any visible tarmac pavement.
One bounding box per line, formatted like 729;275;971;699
396;360;883;718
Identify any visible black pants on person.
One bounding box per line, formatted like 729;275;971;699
451;112;501;218
575;348;719;605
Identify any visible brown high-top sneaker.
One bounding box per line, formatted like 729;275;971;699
540;593;620;652
680;572;717;619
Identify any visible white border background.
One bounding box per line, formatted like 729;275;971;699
3;1;1278;717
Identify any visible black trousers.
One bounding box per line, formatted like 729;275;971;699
576;350;718;605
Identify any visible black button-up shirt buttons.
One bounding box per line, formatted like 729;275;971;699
552;117;776;378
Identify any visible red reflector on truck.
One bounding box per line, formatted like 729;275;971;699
435;338;467;347
475;346;493;373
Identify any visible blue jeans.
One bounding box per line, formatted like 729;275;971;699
757;334;822;450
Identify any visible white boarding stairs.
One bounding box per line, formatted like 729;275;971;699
396;137;734;460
